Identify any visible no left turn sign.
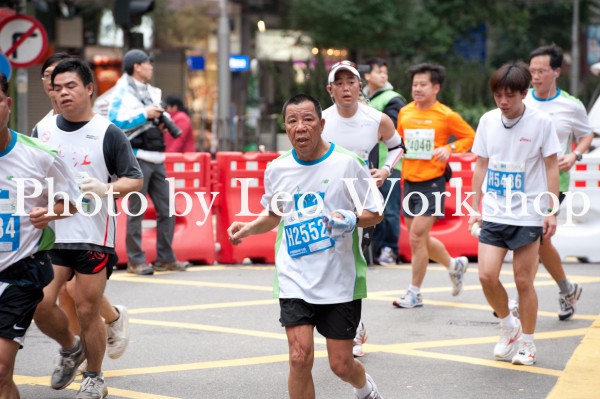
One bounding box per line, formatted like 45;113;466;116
0;14;48;68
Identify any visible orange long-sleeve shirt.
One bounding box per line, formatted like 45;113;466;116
397;101;475;182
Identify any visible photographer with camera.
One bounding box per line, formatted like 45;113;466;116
107;49;189;275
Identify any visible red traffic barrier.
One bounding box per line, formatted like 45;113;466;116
114;152;216;265
398;153;479;263
214;152;280;264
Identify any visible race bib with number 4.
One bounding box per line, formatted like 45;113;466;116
487;160;525;197
284;206;334;258
0;191;19;252
405;129;435;160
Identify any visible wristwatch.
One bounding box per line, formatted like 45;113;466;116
573;151;583;162
449;143;456;153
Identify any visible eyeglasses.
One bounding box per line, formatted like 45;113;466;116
529;68;552;76
330;60;357;71
41;71;53;81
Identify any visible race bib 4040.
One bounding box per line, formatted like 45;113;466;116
284;207;333;258
405;129;435;160
487;160;525;197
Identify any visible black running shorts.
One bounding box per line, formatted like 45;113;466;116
49;249;116;279
279;298;361;340
0;283;44;348
479;221;543;250
402;176;447;218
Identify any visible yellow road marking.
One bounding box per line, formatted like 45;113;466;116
385;349;562;377
547;314;600;399
17;352;330;382
131;299;277;314
102;352;326;377
13;375;180;399
368;294;600;321
109;275;272;291
130;315;586;352
130;318;327;345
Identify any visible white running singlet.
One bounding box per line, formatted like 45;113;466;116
261;143;383;304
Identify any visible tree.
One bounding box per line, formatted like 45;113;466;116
288;0;600;109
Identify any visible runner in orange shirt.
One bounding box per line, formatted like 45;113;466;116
393;63;475;308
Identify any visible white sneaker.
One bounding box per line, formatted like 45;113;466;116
376;247;396;265
353;321;368;357
354;373;383;399
107;305;129;359
512;341;536;366
392;290;423;308
558;283;582;321
76;373;108;399
494;319;522;361
450;256;469;296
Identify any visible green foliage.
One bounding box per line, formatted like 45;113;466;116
284;0;600;125
451;102;489;128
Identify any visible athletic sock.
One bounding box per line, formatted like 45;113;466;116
61;339;79;355
521;333;534;343
500;313;516;330
557;279;574;295
83;371;99;379
354;374;373;399
408;284;420;294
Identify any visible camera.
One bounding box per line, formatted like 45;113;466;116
155;112;182;138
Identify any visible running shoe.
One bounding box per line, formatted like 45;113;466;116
353;321;368;357
511;341;536;366
107;305;130;359
354;373;384;399
77;373;108;399
450;256;469;296
392;290;423;308
494;319;522;361
51;336;86;390
376;247;396;266
558;283;583;321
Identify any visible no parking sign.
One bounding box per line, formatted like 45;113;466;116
0;14;48;68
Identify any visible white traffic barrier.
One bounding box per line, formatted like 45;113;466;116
553;153;600;262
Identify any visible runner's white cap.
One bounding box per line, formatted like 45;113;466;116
328;61;361;84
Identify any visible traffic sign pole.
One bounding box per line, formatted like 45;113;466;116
16;68;27;134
